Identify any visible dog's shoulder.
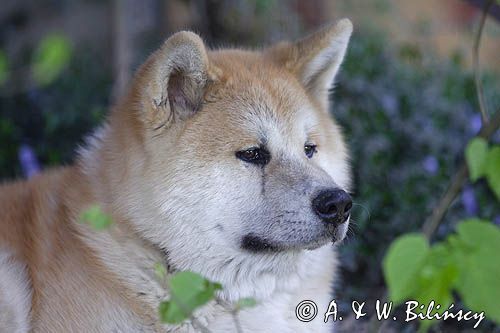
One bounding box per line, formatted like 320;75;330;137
0;167;79;247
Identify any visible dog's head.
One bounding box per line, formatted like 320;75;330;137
116;20;353;269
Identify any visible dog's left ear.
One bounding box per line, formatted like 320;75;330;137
267;19;352;106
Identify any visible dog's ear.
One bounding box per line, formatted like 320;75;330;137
135;31;211;130
267;19;352;106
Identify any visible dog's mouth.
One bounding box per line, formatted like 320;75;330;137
240;218;349;253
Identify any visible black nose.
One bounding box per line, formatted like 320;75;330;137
312;189;352;224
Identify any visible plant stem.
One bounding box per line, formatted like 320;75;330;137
473;0;494;124
231;309;244;333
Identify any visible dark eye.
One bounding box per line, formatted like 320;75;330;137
236;147;271;165
304;144;317;158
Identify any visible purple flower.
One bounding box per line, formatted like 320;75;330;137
461;185;478;216
469;114;482;135
494;216;500;227
381;94;398;114
422;155;439;175
18;144;40;178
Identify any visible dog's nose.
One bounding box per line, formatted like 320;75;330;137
312;189;352;224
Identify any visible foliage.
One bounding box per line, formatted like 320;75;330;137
334;33;500;323
466;138;489;182
383;234;430;305
80;205;113;230
235;297;258;310
156;268;256;330
382;133;500;331
384;219;500;329
32;34;73;86
158;271;222;325
466;138;500;200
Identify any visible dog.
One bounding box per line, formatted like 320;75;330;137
0;18;353;332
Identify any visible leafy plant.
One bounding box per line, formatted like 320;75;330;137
32;34;73;86
382;123;500;331
80;205;113;230
466;138;500;200
158;271;222;325
384;219;500;329
155;266;256;332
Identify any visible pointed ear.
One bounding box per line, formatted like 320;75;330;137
267;19;352;106
134;31;212;130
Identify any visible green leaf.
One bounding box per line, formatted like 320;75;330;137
159;271;222;324
154;263;168;282
0;50;8;85
32;34;72;86
452;220;500;324
453;218;496;247
485;146;500;201
235;297;257;310
383;233;430;304
412;243;457;331
465;138;488;182
80;205;113;230
159;300;187;324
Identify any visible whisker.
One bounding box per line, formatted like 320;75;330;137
347;219;360;232
352;202;371;222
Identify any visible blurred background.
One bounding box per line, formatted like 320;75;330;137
0;0;499;332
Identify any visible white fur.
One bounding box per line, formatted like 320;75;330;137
0;250;32;333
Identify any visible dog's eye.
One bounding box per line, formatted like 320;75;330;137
304;144;317;158
236;147;270;165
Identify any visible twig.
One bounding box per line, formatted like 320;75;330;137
230;309;244;333
422;110;500;239
472;0;494;124
464;0;500;23
422;165;468;239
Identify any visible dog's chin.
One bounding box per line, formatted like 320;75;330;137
241;222;349;253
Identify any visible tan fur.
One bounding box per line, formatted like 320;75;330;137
0;20;352;332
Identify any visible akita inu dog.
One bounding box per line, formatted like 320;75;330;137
0;19;353;332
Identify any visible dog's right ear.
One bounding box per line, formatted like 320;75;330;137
266;19;352;109
134;31;210;130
